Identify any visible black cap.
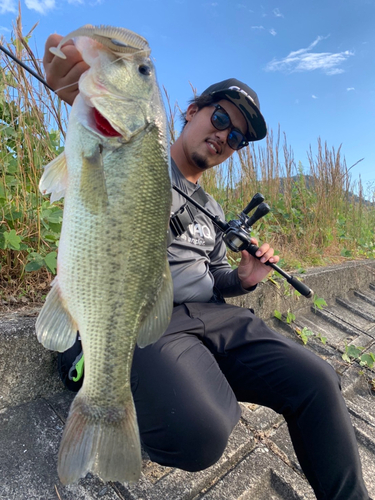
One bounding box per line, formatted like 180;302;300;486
201;78;267;142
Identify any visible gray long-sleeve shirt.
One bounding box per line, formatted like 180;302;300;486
168;160;254;304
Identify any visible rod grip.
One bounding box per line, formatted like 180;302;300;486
286;276;314;298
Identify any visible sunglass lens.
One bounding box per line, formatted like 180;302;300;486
227;130;243;150
211;109;230;130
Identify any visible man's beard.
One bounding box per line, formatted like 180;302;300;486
191;152;209;170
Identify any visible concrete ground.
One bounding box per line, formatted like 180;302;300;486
1;260;375;499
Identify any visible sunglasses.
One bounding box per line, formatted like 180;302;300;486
210;104;249;151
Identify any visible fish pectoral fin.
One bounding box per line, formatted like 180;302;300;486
137;261;173;348
35;277;78;352
80;147;109;214
58;393;141;484
39;152;68;203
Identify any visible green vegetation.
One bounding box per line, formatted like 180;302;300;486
202;132;375;271
0;21;67;301
274;294;328;346
342;343;375;369
1;19;375;304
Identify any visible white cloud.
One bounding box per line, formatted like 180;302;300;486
0;0;16;13
25;0;56;13
312;95;318;99
265;36;354;75
269;29;277;36
347;87;355;91
273;8;284;17
251;25;265;30
0;25;11;31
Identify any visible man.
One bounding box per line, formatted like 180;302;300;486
43;35;369;500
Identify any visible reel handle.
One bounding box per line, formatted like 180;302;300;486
243;193;265;215
246;203;270;228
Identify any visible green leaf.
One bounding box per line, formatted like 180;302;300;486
301;327;314;338
346;345;363;359
316;334;327;345
342;352;351;363
360;353;375;368
286;311;296;324
25;252;45;272
314;296;327;310
44;251;57;274
3;229;21;250
274;309;282;320
4;210;23;221
25;260;44;272
45;209;63;224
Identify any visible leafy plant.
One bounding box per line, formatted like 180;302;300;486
313;295;328;311
342;344;375;369
0;17;68;301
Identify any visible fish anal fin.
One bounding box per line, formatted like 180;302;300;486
137;261;173;348
39;152;68;203
35;277;78;352
58;392;141;485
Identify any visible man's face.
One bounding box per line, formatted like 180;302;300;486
182;99;248;171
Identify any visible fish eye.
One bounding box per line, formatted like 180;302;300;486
139;65;151;76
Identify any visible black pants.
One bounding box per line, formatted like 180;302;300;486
131;302;369;500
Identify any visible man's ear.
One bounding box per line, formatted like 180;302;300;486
185;104;199;122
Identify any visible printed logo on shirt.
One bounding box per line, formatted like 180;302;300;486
188;222;214;241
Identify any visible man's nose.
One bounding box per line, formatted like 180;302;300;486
214;128;230;144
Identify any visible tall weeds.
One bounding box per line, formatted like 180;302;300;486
0;14;67;301
201;127;375;269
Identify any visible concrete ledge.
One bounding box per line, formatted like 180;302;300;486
0;312;63;410
228;259;375;320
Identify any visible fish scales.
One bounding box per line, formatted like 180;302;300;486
36;26;173;485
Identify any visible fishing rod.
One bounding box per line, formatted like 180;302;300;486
2;44;313;298
0;43;55;91
173;185;314;298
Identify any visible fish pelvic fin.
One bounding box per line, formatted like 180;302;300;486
35;277;78;352
137;259;173;348
58;392;141;485
39;152;68;203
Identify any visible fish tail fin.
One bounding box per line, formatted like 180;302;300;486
58;392;142;485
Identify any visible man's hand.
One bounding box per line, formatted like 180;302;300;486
43;34;89;105
237;238;280;289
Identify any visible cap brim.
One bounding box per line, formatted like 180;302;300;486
211;89;267;142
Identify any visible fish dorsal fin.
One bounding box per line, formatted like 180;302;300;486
137;261;173;348
39;152;68;203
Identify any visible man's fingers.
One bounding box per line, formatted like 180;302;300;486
43;34;68;65
43;34;89;104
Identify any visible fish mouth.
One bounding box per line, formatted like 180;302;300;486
92;107;122;137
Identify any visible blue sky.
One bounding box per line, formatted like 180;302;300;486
1;0;374;195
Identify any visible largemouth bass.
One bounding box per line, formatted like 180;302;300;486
36;25;173;484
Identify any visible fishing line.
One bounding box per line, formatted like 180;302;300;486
54;81;80;94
